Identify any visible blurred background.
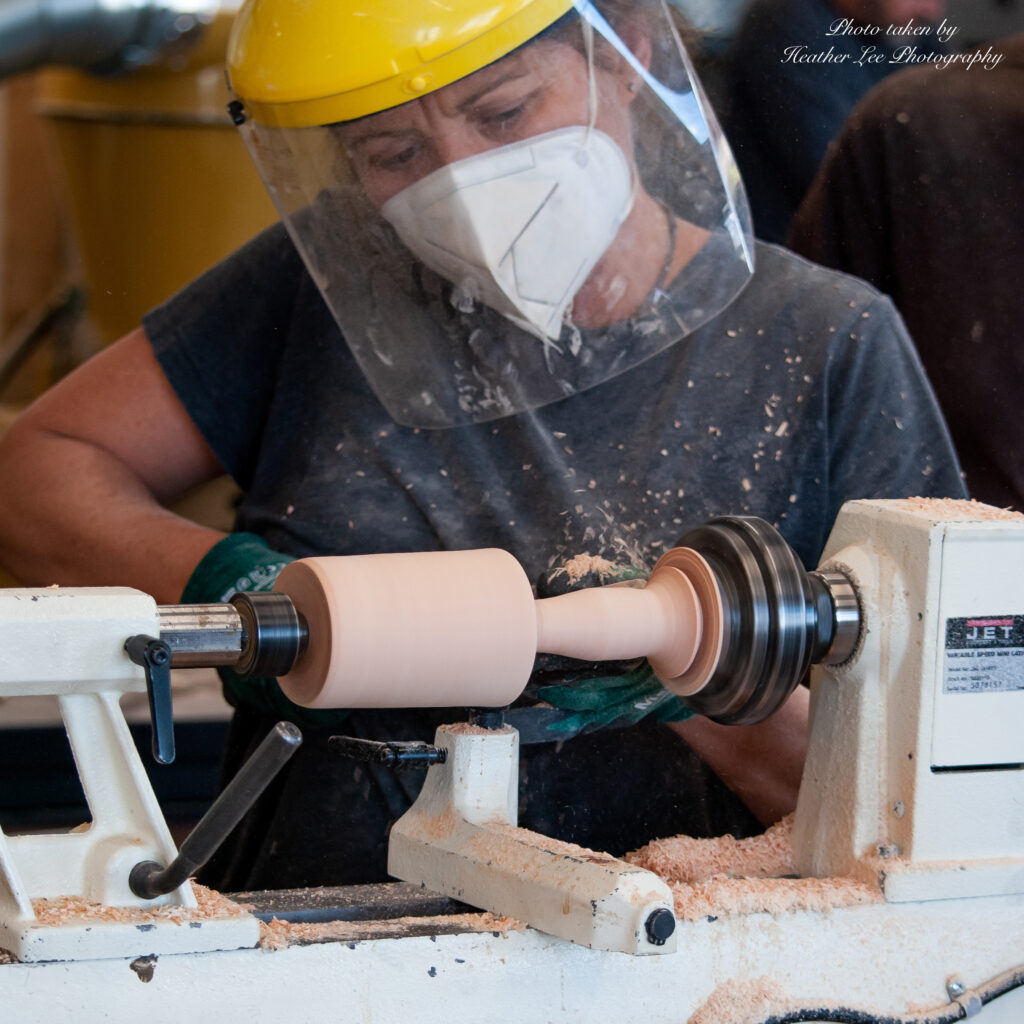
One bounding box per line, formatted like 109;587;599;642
0;1;278;420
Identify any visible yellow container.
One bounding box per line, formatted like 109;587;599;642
35;11;277;343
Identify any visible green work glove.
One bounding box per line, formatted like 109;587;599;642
529;559;695;736
182;532;349;728
535;661;694;734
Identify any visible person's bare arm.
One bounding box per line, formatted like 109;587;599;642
0;327;228;603
669;685;809;826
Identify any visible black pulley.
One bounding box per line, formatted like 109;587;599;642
675;517;838;725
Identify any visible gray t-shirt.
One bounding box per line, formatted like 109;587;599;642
146;223;963;575
143;225;965;889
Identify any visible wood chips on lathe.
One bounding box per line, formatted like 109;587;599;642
259;911;524;950
7;819;880;961
29;883;249;927
626;815;882;921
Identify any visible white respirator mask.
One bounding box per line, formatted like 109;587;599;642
381;126;635;341
235;1;756;427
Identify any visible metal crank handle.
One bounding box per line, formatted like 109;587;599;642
129;721;303;900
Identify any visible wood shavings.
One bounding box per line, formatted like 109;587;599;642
548;553;618;582
890;497;1023;521
690;976;900;1024
258;912;524;951
191;884;251;918
442;721;512;736
484;822;621;865
627;815;795;883
668;873;880;922
627;816;882;922
29;883;249;928
688;977;791;1024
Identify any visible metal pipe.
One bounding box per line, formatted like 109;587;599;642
0;0;214;80
158;602;243;667
129;721;303;900
157;594;307;676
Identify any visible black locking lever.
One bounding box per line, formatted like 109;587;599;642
125;634;175;765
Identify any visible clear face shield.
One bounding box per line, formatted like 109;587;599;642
235;0;754;428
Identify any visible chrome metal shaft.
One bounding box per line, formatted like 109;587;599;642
157;603;243;667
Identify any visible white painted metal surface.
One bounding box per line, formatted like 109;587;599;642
389;725;677;955
0;587;258;962
793;500;1024;903
2;893;1023;1023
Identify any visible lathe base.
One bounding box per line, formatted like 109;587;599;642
3;887;1022;1023
1;910;259;964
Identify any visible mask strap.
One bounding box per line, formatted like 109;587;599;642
577;12;638;209
581;16;598;140
575;0;709;144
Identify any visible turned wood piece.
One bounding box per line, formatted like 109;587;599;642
274;547;723;709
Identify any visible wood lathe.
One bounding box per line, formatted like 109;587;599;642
1;498;1022;1022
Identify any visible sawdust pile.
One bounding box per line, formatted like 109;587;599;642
892;497;1024;521
30;883;249;927
443;721;508;736
628;815;795;882
259;911;524;951
688;977;858;1024
627;816;882;922
667;873;881;922
688;977;790;1024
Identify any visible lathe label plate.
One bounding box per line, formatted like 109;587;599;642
944;615;1024;693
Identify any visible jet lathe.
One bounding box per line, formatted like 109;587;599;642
1;498;1022;1022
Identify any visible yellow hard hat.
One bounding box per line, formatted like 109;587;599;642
227;0;576;128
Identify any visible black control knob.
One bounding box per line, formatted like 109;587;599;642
644;907;676;946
